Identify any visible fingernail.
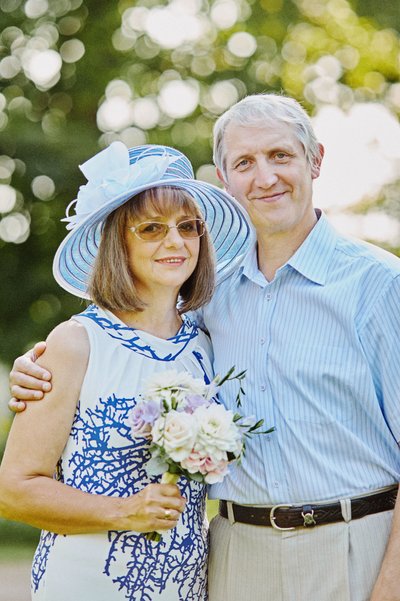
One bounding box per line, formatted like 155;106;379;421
43;382;51;391
35;391;44;399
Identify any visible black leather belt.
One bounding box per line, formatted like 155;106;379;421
219;487;397;530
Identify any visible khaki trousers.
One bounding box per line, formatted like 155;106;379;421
208;509;393;601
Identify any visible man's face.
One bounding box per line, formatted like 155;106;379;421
217;120;323;238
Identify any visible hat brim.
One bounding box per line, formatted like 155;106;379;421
53;178;254;299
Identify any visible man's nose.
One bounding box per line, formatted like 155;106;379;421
254;160;278;188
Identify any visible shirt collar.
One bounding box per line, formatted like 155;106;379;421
240;211;338;286
287;211;337;285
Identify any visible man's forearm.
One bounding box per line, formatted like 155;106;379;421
370;484;400;601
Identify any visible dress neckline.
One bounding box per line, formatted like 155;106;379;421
79;305;198;362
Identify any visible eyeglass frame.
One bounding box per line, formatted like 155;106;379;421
128;218;206;242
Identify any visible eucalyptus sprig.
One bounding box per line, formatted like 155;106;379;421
214;366;247;407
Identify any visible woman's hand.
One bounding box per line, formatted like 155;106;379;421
9;341;51;412
122;482;186;533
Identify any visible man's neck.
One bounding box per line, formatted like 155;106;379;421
256;212;318;282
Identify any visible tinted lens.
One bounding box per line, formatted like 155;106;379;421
135;222;167;240
177;219;205;238
132;219;205;241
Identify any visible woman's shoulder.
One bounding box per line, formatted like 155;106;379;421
40;319;90;367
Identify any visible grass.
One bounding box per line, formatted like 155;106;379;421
206;498;219;521
0;544;35;562
0;518;40;555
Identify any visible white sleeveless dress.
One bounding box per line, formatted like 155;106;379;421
31;305;213;601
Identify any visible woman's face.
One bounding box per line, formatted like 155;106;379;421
125;209;201;297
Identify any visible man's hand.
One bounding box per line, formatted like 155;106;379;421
9;342;51;412
369;485;400;601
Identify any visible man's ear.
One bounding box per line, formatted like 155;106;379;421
216;167;230;193
311;143;325;179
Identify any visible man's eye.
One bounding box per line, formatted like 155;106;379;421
235;159;249;170
275;152;289;160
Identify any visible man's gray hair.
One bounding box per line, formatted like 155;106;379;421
213;93;321;177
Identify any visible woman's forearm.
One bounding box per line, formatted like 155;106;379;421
0;472;185;535
0;473;130;534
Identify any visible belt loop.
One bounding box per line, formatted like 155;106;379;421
340;498;352;522
226;501;236;525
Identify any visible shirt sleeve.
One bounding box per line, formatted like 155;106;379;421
359;274;400;443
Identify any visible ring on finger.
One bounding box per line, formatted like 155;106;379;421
164;509;172;519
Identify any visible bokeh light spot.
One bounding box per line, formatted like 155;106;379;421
0;56;21;79
210;80;240;110
196;164;220;186
58;16;82;36
0;212;30;243
227;32;257;58
0;184;17;212
29;295;61;323
24;0;48;19
158;80;199;119
31;175;55;200
23;49;62;89
132;98;160;130
0;156;15;180
97;97;134;132
60;39;85;63
210;0;239;29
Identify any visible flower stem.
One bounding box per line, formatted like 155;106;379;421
161;472;179;485
145;471;180;543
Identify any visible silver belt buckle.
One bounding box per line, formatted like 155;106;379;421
269;504;295;531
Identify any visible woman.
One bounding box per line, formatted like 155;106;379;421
0;142;251;600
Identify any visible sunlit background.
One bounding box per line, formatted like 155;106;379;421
1;0;400;426
0;2;399;588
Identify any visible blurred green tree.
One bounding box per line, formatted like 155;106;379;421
0;0;399;366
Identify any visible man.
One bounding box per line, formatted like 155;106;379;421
9;94;400;601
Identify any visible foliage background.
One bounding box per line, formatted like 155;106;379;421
0;0;399;422
0;0;399;551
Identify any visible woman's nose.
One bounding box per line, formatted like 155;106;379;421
163;225;184;247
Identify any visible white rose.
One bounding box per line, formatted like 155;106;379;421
194;404;242;459
152;410;198;462
142;369;210;412
143;369;208;396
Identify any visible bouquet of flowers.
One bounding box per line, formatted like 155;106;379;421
129;367;273;541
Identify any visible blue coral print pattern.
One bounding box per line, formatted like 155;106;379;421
32;305;209;600
81;304;198;361
32;531;58;592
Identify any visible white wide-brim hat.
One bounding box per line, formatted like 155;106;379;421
53;141;254;298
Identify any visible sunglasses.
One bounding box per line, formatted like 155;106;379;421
128;218;206;242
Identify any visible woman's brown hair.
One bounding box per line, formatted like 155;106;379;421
88;186;215;313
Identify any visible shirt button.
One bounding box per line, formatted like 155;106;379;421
261;385;266;391
266;293;272;301
273;481;279;488
260;338;265;345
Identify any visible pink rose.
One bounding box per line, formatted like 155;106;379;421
203;457;229;484
181;450;208;474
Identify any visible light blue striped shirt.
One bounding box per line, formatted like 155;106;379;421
197;212;400;504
